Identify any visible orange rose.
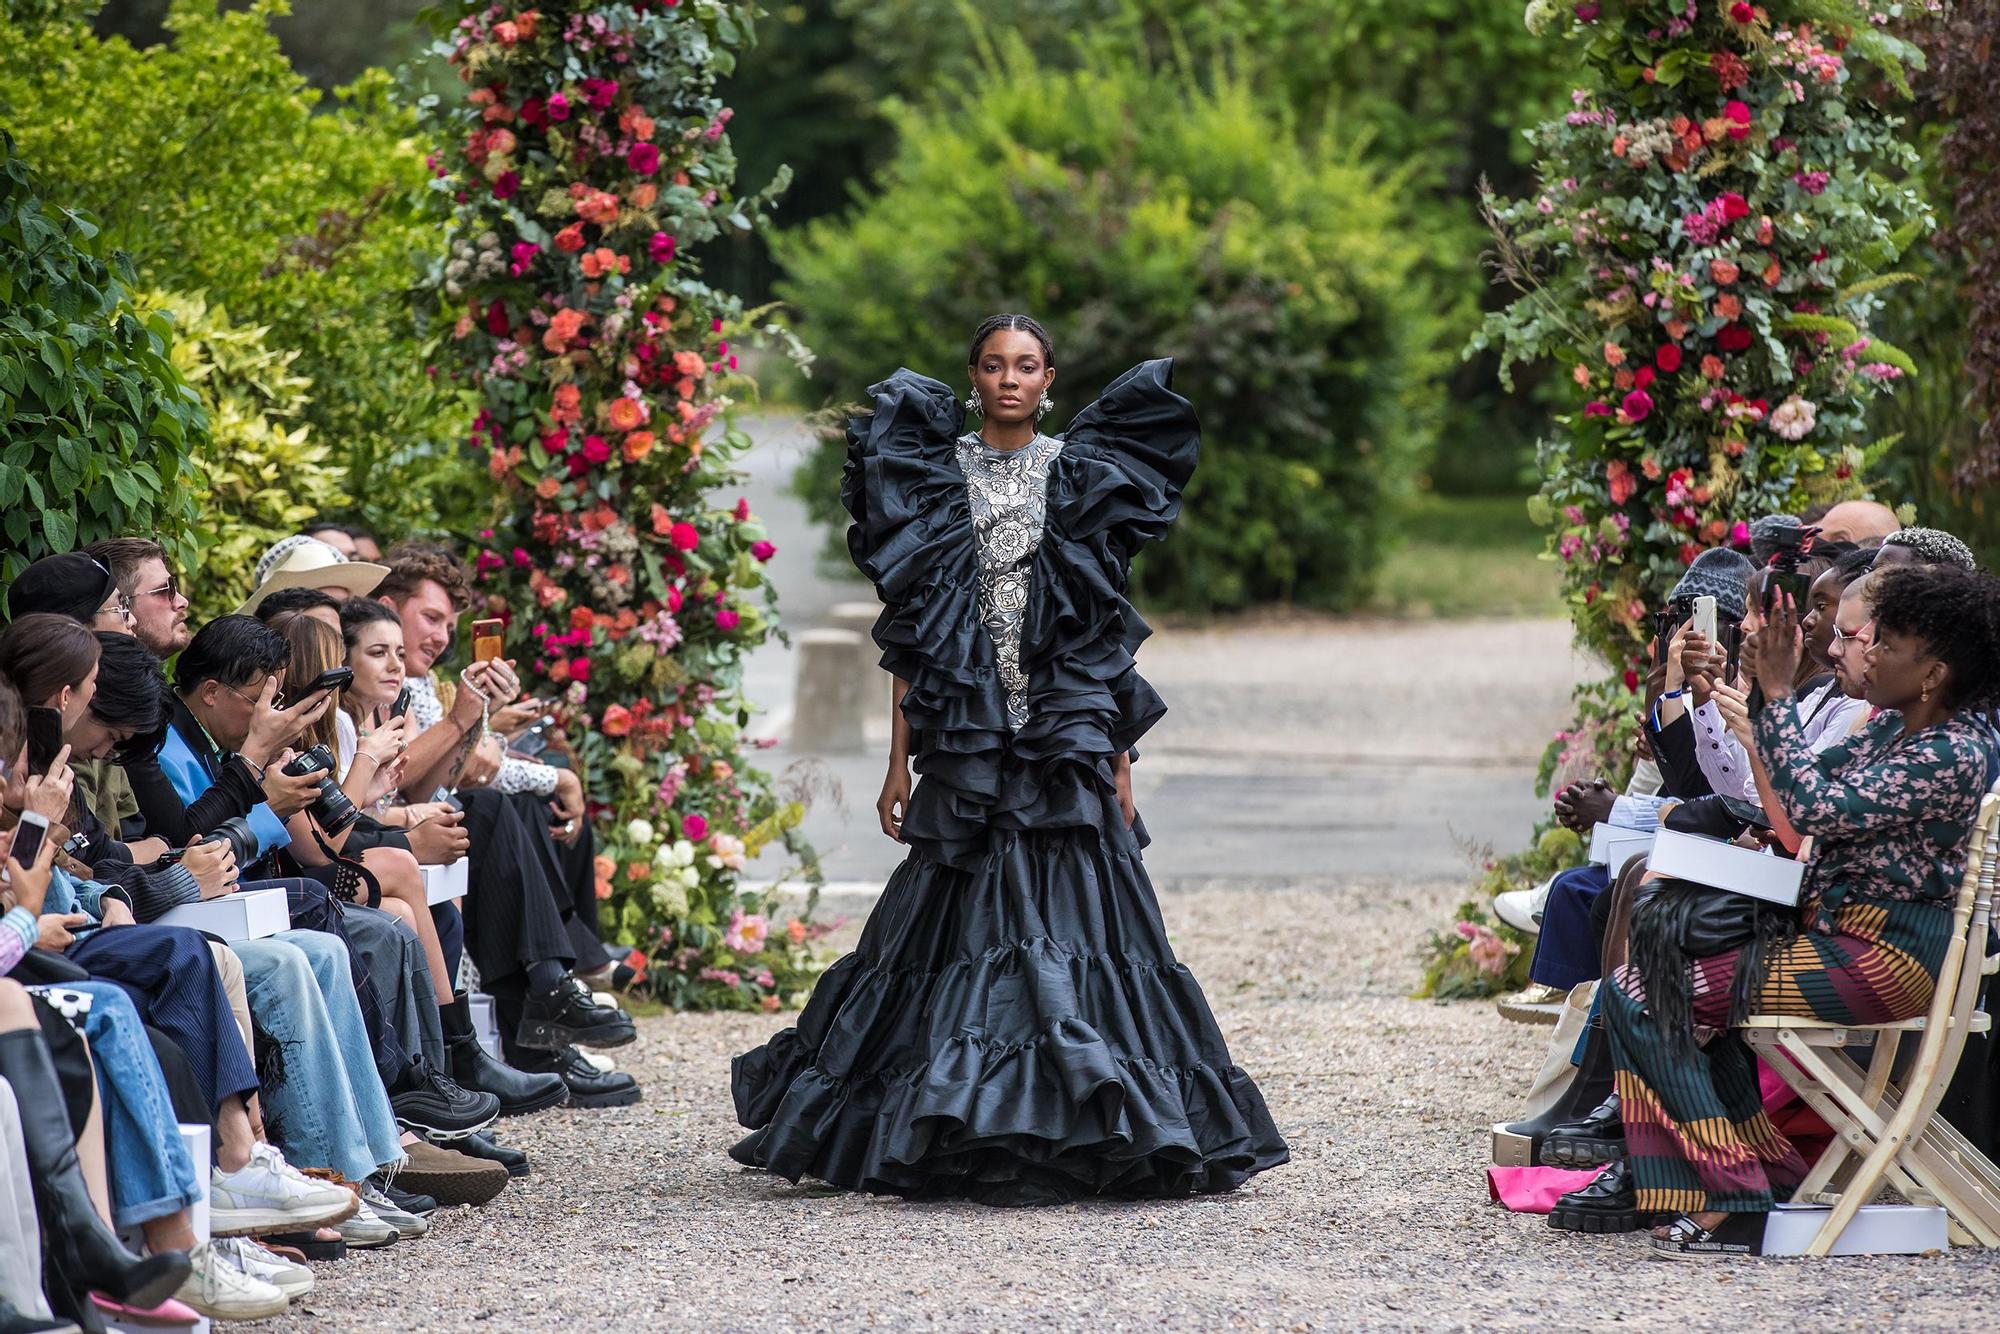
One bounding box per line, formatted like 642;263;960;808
575;190;621;225
787;919;807;945
629;182;658;209
673;349;706;378
549;658;571;683
535;475;563;499
761;994;782;1013
515;9;539;37
607;397;646;432
622;431;654;463
553;223;586;254
1714;294;1742;320
594;855;616;881
1762;260;1782;287
543;307;587;353
625;861;649;880
602;703;633;737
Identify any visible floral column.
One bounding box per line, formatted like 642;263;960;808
418;0;827;1011
1477;0;1929;779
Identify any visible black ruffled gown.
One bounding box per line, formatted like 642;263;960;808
729;359;1290;1204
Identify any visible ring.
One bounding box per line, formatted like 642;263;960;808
564;820;576;833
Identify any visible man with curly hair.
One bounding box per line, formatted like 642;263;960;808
1875;525;1978;572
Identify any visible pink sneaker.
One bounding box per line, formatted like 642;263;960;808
90;1292;200;1326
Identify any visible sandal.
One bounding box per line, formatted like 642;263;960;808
263;1227;347;1262
1648;1211;1763;1259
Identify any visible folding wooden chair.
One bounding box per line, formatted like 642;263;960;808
1743;782;2000;1255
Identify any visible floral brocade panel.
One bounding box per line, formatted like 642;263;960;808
954;432;1066;731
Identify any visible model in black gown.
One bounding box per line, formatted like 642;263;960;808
729;350;1290;1204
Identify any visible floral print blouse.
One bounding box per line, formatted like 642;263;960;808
1756;702;1999;932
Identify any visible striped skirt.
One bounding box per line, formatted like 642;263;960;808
1603;896;1952;1215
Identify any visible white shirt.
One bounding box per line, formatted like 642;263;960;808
405;672;558;798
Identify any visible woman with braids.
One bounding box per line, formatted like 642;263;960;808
1561;563;2000;1256
730;315;1289;1203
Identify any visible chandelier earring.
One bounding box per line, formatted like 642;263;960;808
1035;390;1054;422
965;390;984;417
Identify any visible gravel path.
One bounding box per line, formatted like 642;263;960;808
269;878;2000;1332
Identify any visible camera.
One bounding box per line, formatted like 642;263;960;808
200;816;259;868
1759;524;1818;615
281;745;360;836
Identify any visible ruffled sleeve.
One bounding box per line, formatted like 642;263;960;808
1051;358;1199;565
840;369;969;604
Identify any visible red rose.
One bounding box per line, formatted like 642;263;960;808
581;434;611;463
627;142;661;175
492;172;520;200
1655;344;1682;373
670;522;699;552
520;97;548;127
1719;192;1749;221
1723;101;1752;141
484;300;509;336
1730;1;1755;20
1621;390;1654;422
569;656;591;682
1623;667;1640;692
1633;366;1656;391
1717;323;1753;353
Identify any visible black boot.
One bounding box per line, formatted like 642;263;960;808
0;1030;190;1310
1501;1017;1615;1160
447;1131;531;1178
1548;1160;1650;1234
442;994;568;1116
389;1052;501;1139
515;977;635;1052
1541;1090;1625;1168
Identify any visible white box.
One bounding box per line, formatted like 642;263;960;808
1647;827;1805;906
1763;1203;1948;1257
156;886;290;941
422;857;470;905
469;991;501;1058
1588;823;1655;868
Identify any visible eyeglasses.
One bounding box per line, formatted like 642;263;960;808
136;574;180;602
1829;621;1875;653
99;598;134;626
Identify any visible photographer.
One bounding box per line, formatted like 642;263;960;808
372;545;636;1106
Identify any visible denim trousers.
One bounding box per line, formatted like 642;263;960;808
36;983;201;1228
234;931;404;1183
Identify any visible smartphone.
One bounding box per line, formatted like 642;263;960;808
25;706;63;772
8;811;50;872
281;666;353;707
389;685;412;720
471;618;505;664
1761;570;1811;616
1691;594;1718;643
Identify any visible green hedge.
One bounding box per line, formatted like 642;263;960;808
778;42;1448;612
0;129;204;596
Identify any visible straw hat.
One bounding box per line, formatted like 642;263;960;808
237;536;390;615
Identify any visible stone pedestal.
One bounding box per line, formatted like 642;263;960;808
792;627;869;754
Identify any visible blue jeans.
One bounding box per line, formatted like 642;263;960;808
234;932;404;1183
55;983;201;1228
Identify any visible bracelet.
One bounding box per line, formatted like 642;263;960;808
1660;687;1686;700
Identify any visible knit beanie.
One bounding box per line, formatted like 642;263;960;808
5;552;116;623
1669;547;1756;624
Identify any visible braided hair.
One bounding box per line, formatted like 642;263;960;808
1868;564;2000;712
1880;526;1978;571
966;314;1055;369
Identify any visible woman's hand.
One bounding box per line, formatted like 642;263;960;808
1749;591;1804;699
877;763;912;843
20;743;73;823
356;715;410;768
4;821;57;916
1711;681;1755;749
364;755;406;806
1113;757;1136;830
489;697;546;738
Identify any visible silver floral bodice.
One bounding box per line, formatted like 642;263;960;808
955;431;1066;730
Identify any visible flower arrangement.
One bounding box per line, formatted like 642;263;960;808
417;0;822;1010
1474;0;1929;679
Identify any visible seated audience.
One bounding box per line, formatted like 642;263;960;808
1551;564;2000;1254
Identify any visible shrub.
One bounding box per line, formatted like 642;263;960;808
779;40;1449;612
0;129;204;597
138;292;349;620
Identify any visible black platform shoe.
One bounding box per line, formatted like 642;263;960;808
1540;1090;1626;1168
442;993;569;1116
447;1131;531;1178
514;1044;642;1108
1548;1160;1651;1234
515;978;636;1052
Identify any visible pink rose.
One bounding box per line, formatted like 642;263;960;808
1621;390;1654;422
547;93;571;121
581;434;611;463
492;172;520;200
716;608;740;631
569;656;591;682
648;232;676;263
627;142;660;175
682;813;708;841
670;522;699;552
750;540;776;562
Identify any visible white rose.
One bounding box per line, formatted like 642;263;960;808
626;817;656;846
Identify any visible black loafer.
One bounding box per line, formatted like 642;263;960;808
1548;1160;1650;1234
1540;1091;1625;1168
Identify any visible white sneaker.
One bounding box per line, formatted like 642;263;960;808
210;1143;358;1236
1493;878;1553;935
175;1241;290;1321
215;1237;312;1301
576;1049;616;1074
591;990;622;1011
335;1197;401;1249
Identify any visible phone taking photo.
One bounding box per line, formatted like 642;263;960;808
1691;594;1718;643
6;811;50;877
280;666;353;708
471;619;505;664
25;707;63;773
